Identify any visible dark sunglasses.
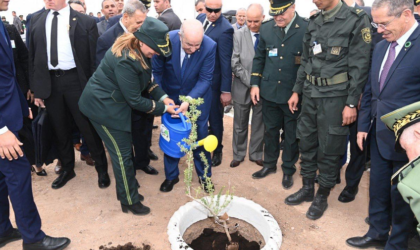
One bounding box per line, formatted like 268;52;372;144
205;6;222;13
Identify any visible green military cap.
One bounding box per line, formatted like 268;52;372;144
415;0;420;6
381;101;420;152
269;0;295;16
134;17;172;57
140;0;151;9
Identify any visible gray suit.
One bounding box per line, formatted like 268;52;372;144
13;16;22;33
97;19;107;37
158;8;181;31
231;25;264;162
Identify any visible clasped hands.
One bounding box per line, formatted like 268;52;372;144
163;98;189;118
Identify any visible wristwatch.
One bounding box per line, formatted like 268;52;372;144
346;104;356;108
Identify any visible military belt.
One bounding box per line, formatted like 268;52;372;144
306;72;349;86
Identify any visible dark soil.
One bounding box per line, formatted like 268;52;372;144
189;228;260;250
98;243;151;250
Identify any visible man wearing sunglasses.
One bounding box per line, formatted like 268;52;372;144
348;0;420;249
197;0;234;167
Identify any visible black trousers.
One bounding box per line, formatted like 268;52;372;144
131;110;153;170
44;70;108;174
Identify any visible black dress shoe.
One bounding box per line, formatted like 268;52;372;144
121;202;150;216
32;167;47;176
98;173;111;189
52;171;76;189
160;177;179;192
23;235;71;250
282;174;294;189
138;165;159;175
346;236;387;249
212;152;222;167
230;160;242;168
338;186;359;203
148;149;158;161
0;228;21;248
252;167;276;179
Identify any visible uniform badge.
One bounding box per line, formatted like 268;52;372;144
361;27;372;44
295;24;299;28
331;47;341;55
356;9;363;14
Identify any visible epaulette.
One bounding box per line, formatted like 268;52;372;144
262;18;274;25
310;13;319;20
351;7;367;17
128;52;137;61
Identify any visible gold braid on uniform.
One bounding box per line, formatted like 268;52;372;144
251;73;262;77
148;84;159;94
392;110;420;138
147;100;156;114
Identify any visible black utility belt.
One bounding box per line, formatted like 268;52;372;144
49;68;77;77
306;72;348;86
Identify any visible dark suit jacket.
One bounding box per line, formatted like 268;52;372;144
96;22;124;67
197;13;234;93
158;8;181;31
5;24;29;94
358;25;420;162
25;8;44;48
0;21;28;132
106;14;121;30
415;13;420;23
28;8;99;99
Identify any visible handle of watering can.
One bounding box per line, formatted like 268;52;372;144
170;104;188;130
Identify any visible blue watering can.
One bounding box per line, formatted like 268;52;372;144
159;111;192;158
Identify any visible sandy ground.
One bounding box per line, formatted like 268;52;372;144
6;115;374;250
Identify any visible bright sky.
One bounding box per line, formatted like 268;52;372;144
2;0;375;24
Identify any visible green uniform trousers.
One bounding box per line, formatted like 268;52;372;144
91;120;140;206
297;93;350;188
262;98;299;175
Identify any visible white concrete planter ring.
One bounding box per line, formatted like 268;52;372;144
167;196;282;249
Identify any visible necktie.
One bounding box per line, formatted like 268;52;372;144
254;34;259;51
280;28;285;39
51;11;59;67
203;21;210;32
181;55;189;79
379;41;398;92
0;21;8;45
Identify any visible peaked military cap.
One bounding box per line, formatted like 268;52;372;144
269;0;295;16
140;0;151;9
134;17;172;57
415;0;420;6
381;101;420;152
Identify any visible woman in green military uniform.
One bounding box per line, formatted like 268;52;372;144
79;17;177;215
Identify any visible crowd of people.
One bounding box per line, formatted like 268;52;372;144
1;0;420;249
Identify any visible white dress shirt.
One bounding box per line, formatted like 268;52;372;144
45;5;76;70
250;31;259;46
119;18;129;33
379;22;418;78
180;46;190;67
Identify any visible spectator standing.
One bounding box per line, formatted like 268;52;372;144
116;0;124;14
154;0;182;31
195;0;205;14
97;0;118;36
232;7;246;31
12;11;22;34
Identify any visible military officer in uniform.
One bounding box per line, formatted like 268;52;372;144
249;0;308;190
382;101;420;236
79;18;177;215
286;0;371;220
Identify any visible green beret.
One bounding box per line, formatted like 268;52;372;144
381;101;420;152
134;17;172;57
269;0;295;16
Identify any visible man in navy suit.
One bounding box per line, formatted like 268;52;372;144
106;0;151;30
197;0;234;167
152;20;217;192
0;0;70;249
347;0;420;249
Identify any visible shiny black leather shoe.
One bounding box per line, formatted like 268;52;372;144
22;235;71;250
252;167;276;179
346;236;387;249
32;167;47;177
285;178;314;205
138;165;159;175
282;174;294;189
0;228;21;248
338;186;359;203
212;152;222;167
51;171;76;189
148;149;159;161
160;177;179;192
98;173;111;189
121;202;150;216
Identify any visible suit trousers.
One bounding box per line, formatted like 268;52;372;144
90;121;141;206
367;123;413;250
44;70;107;174
232;100;264;162
131;111;152;170
0;139;45;244
298;94;348;188
262;99;298;175
208;89;224;154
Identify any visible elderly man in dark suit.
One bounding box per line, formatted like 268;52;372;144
0;0;70;249
347;0;420;249
197;0;234;167
154;0;181;31
29;0;110;190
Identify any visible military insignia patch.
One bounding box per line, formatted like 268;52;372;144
356;9;363;14
295;24;299;28
331;47;341;55
361;27;372;44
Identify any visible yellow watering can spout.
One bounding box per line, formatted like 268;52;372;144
197;135;218;153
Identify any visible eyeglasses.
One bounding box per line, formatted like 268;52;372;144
205;6;222;13
371;16;397;30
